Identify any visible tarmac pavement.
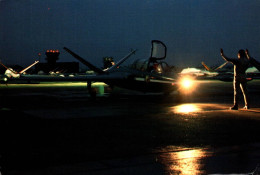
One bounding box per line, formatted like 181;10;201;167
0;80;260;174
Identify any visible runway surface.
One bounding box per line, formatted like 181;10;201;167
1;80;260;174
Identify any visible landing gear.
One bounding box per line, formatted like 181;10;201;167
87;81;96;99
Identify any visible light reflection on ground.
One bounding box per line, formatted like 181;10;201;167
171;103;228;115
174;104;201;113
158;147;212;175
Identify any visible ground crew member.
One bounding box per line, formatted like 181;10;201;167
220;49;250;110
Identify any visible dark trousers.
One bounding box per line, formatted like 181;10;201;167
233;78;249;107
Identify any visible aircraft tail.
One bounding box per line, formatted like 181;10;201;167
0;62;19;78
201;61;213;72
201;61;228;72
0;62;17;74
63;47;105;74
19;61;39;74
105;49;137;72
214;61;228;71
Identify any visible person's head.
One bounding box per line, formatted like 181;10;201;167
238;49;246;59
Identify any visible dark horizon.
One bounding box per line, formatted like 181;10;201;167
1;0;260;69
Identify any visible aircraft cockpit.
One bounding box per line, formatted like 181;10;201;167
131;40;169;74
130;59;170;74
131;59;149;71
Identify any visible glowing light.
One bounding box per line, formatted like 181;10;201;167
157;67;162;73
183;79;192;88
178;76;196;94
180;77;193;89
174;104;201;113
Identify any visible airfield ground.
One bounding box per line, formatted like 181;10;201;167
1;80;260;174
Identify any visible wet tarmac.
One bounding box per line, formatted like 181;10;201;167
0;80;260;174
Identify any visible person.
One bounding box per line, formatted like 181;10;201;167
220;48;250;110
245;49;260;71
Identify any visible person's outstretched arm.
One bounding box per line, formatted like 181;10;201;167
220;48;237;64
245;49;257;62
246;49;260;71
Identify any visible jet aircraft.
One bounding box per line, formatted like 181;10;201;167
200;61;256;82
0;61;39;79
200;61;234;81
63;40;191;96
201;61;228;72
179;67;217;77
1;40;193;97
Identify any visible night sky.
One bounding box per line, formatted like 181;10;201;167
1;0;260;69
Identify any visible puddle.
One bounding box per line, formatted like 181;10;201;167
156;144;260;175
171;103;228;115
157;146;212;175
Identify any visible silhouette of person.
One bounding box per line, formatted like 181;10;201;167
245;49;260;71
220;49;250;110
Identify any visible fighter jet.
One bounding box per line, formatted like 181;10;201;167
2;40;193;97
201;61;228;72
63;40;192;96
201;61;255;82
0;61;39;78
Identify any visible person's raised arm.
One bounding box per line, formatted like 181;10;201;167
246;49;260;71
245;49;253;60
220;48;236;63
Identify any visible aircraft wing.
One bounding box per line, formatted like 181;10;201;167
63;47;105;74
11;74;125;82
19;61;39;74
105;49;137;72
19;69;173;81
3;67;176;86
64;47;137;74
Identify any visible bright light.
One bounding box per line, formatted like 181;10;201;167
182;78;192;88
175;104;201;113
179;76;196;93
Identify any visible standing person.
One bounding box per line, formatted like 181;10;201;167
220;49;250;110
245;49;260;71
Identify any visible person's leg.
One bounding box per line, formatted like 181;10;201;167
240;80;249;109
231;79;239;110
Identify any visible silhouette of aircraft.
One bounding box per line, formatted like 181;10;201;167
201;61;228;72
0;61;39;78
1;40;194;97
